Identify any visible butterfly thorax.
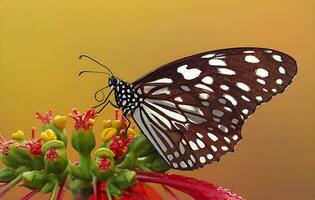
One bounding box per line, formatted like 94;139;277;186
109;76;142;115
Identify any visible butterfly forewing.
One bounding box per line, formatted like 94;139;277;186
131;47;297;170
133;47;297;119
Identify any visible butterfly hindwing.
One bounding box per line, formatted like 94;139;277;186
132;87;244;170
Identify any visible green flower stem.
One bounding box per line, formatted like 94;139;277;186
49;179;59;200
105;177;113;200
0;174;23;197
72;153;92;180
116;152;136;169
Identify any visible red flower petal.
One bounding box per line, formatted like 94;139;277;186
136;171;245;200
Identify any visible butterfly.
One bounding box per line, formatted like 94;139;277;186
80;47;297;170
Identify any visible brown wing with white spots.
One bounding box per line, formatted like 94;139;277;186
132;87;244;170
131;47;297;170
133;47;297;119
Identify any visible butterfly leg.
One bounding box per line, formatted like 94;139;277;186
122;111;132;133
94;100;119;113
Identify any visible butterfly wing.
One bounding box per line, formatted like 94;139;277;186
131;47;297;170
133;47;297;119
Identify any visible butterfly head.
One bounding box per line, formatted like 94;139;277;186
108;76;121;88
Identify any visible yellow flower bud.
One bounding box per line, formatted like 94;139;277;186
102;120;112;129
101;128;117;143
112;120;122;130
11;130;25;140
54;115;67;129
41;129;57;142
127;128;138;137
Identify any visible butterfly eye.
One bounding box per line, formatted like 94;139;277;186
109;77;118;86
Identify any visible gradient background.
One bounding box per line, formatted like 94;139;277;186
0;1;314;199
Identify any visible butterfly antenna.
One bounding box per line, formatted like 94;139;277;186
79;54;114;76
79;70;111;76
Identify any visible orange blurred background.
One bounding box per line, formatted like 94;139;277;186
0;1;314;199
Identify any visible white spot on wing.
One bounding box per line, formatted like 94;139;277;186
218;124;228;133
152;87;170;95
207;132;218;141
202;76;213;84
179;104;204;116
195;84;213;92
223;94;238;106
202;53;215;58
272;54;282;62
199;93;210;100
220;85;229;91
189;141;199;150
279;66;286;74
245;55;260;63
199;156;206;163
177;65;202;80
174;97;183;102
149;78;173;84
257;78;266;85
217;68;236;75
276;79;283;85
181;85;191;92
255;68;269;78
143;86;156;94
236;82;251;92
209;59;227;66
196;139;205;148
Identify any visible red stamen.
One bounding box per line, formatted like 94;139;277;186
97;157;111;171
0;134;6;143
27;139;42;156
35;110;53;124
109;130;133;160
69;108;98;131
31;127;36;139
115;109;119;120
46;148;58;161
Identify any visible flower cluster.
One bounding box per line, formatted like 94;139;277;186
0;108;244;200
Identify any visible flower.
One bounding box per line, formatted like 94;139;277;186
35;110;53;124
11;130;25;141
69;108;98;131
0;108;245;200
97;157;111;171
26;139;43;156
109;130;133;160
101;128;117;143
40;129;57;142
54;115;67;129
45;148;58;161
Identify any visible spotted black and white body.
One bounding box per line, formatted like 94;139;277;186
102;47;297;170
108;77;142;116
